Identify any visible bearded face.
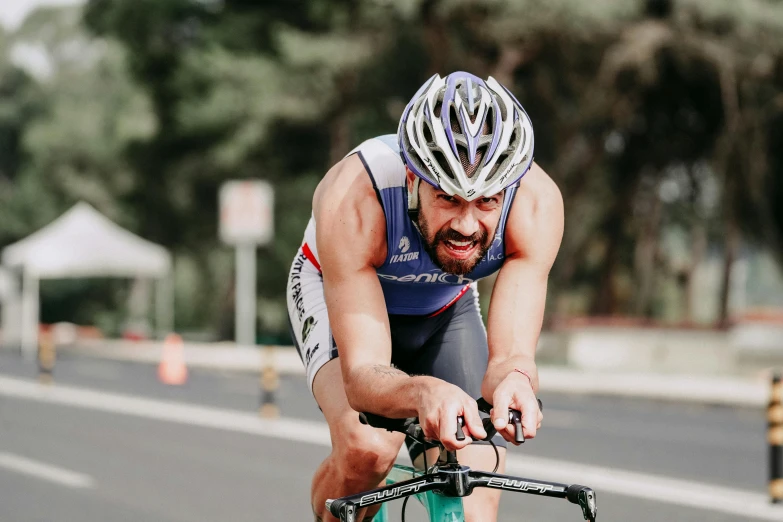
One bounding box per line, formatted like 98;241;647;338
405;167;504;275
416;204;496;276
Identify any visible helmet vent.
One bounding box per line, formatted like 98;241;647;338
450;105;461;133
432;149;456;181
486;153;509;182
507;125;521;152
459;145;486;179
423;124;434;146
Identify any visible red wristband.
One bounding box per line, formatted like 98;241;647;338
512;368;533;387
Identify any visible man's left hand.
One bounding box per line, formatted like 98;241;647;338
490;370;542;444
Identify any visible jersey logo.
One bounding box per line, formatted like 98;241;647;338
377;270;474;284
477;231;504;265
390;235;419;263
301;316;317;344
304;343;319;365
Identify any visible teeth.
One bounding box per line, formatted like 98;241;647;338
448;240;472;247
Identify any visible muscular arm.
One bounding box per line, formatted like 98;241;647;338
481;163;564;437
315;155;486;446
315;155;432;418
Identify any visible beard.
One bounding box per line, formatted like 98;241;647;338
417;212;493;276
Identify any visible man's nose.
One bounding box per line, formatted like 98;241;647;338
450;208;480;237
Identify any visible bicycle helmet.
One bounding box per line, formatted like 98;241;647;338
398;71;534;203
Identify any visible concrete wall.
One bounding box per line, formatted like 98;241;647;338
538;324;782;376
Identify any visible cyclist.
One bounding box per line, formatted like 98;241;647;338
286;71;564;522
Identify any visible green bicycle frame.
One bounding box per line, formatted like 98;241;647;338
372;463;465;522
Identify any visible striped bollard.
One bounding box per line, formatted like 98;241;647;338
770;372;783;504
259;345;279;418
37;330;56;384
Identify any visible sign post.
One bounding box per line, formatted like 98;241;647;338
234;244;256;347
219;180;274;347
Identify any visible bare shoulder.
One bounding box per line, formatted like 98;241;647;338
313;154;387;269
504;162;564;264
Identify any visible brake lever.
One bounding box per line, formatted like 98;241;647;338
455;416;501;442
475;397;543;443
510;409;525;443
456;417;466;441
475;397;525;442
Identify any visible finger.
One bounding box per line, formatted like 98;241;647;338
492;391;511;431
501;424;520;445
490;407;514;443
421;414;439;441
439;406;465;451
521;397;540;439
462;401;487;440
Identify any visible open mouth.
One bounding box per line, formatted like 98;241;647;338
443;239;479;259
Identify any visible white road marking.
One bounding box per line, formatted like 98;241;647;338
0;452;94;488
504;455;781;521
0;375;780;520
0;375;333;445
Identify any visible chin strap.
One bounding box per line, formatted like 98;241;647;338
407;177;422;235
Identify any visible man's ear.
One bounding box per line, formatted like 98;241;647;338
406;168;417;194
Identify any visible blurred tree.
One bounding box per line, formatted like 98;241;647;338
0;23;47;244
428;0;783;324
82;0;418;336
0;5;159;330
0;5;154;231
3;0;782;337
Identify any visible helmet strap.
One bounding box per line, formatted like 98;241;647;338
407;177;422;235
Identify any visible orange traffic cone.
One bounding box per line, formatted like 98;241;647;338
158;333;188;385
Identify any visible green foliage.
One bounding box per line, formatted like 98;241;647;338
2;0;783;337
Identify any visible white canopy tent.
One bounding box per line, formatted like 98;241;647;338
1;202;174;356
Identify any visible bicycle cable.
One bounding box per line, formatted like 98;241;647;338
400;495;410;522
489;438;500;473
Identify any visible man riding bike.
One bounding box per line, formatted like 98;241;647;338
286;71;564;522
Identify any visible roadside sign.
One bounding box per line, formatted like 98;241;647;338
219;180;274;245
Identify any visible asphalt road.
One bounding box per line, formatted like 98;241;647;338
0;351;778;522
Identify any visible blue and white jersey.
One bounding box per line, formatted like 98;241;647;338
302;134;517;315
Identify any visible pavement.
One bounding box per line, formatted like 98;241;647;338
0;354;781;521
55;339;777;408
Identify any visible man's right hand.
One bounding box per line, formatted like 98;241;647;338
416;380;488;451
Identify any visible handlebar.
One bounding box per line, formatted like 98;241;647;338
338;398;598;522
359;397;543;445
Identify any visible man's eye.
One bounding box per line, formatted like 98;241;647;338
439;195;456;202
481;197;498;205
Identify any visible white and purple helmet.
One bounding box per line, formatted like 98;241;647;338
398;71;534;201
